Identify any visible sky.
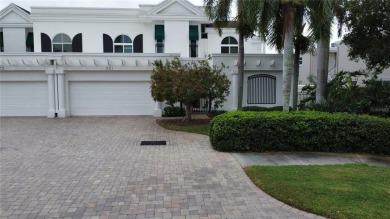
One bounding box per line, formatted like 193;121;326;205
1;0;342;44
0;0;204;10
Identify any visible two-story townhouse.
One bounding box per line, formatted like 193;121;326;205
0;0;284;118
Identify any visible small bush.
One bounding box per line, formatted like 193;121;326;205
207;110;227;118
241;106;284;111
163;106;185;117
210;111;390;155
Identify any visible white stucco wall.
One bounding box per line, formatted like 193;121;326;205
3;27;26;52
164;20;190;57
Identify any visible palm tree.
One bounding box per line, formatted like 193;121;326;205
207;0;306;112
205;0;254;111
292;5;312;110
307;0;345;103
250;0;299;111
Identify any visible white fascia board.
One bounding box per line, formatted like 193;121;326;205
139;14;209;22
145;0;204;16
30;7;140;23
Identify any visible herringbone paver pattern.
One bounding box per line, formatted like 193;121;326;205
0;117;322;219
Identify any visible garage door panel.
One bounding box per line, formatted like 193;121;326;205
0;82;48;116
69;82;154;116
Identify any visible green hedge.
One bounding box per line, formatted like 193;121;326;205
207;110;227;118
241;106;283;111
163;106;185;117
210;111;390;155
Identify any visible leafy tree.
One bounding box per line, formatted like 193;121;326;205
343;0;390;71
151;58;230;121
299;71;390;117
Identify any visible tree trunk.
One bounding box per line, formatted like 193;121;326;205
316;37;330;103
292;44;301;110
282;4;295;112
184;104;192;122
237;33;245;110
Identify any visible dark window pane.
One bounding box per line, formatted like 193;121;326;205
53;35;62;43
229;37;238;44
221;37;229;44
115;45;123;53
62;34;71;43
53;44;62;52
123;35;131;43
156;44;164;53
221;46;229;53
124;45;132;53
230;46;238;53
63;44;72;52
190;45;197;57
114;35;123;43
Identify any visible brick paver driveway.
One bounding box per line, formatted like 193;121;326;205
1;117;321;219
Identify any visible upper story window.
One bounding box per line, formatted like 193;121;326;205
114;35;132;53
189;40;197;57
189;25;199;58
53;34;72;52
156;39;164;53
221;36;238;54
26;32;34;52
155;25;165;53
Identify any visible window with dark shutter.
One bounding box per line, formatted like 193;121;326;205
103;34;113;53
72;33;82;52
133;34;143;53
41;33;52;52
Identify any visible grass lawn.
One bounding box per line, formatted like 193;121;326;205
245;164;390;219
156;119;210;136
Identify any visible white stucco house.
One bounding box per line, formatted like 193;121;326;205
0;0;283;118
299;42;390;86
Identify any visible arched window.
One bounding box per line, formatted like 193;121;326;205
247;74;276;104
53;34;72;52
114;35;132;53
221;36;238;54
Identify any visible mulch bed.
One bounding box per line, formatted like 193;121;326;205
156;118;210;126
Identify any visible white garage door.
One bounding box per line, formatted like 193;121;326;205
0;81;48;116
69;81;154;116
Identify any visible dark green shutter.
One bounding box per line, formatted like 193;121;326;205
155;25;164;40
189;25;199;41
26;32;34;46
0;32;3;47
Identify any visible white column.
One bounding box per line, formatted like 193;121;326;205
46;69;56;118
56;69;66;118
153;101;162;117
231;71;239;111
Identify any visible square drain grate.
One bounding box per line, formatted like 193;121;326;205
140;141;167;146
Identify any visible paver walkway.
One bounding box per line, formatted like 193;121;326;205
1;117;321;219
234;152;390;167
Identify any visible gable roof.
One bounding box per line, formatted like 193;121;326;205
139;0;208;22
0;3;32;27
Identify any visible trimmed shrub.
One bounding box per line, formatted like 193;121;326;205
210;111;390;155
241;106;283;111
163;106;185;117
